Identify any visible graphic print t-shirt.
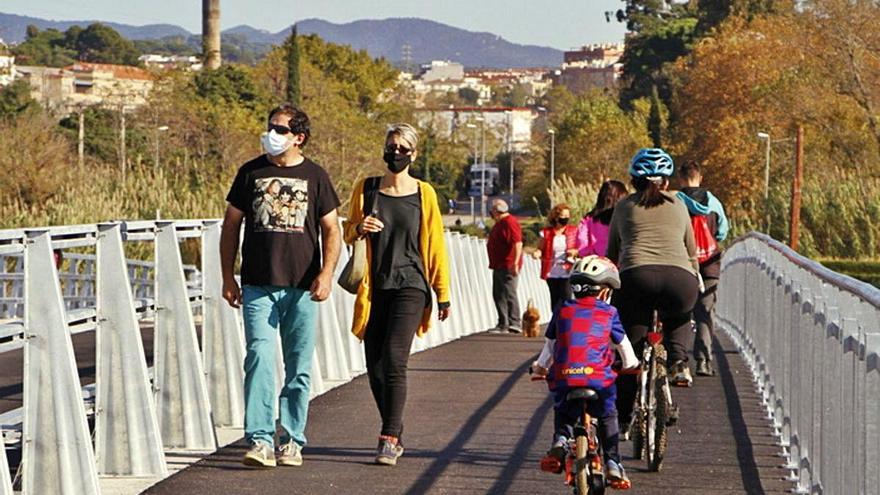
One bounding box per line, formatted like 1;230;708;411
226;156;340;288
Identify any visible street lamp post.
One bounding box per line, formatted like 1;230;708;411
757;132;771;199
479;117;486;222
505;110;514;204
466;122;479;224
550;131;556;191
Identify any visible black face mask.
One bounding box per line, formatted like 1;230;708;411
383;151;412;174
556;218;570;226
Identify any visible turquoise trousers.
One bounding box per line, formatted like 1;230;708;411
242;285;317;448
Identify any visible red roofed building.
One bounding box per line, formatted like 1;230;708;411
16;62;155;113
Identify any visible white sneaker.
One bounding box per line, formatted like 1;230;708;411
277;440;303;466
243;440;276;467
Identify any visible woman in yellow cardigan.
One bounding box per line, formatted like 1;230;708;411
343;123;451;466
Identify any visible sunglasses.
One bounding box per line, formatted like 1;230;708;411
268;123;294;135
385;143;413;154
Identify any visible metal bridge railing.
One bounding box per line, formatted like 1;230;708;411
0;219;552;495
717;232;880;495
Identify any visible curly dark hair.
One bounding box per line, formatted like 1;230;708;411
267;103;311;147
547;203;571;226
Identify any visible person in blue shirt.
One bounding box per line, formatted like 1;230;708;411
533;256;638;489
676;161;728;377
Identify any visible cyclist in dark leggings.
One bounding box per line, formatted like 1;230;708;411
606;148;701;429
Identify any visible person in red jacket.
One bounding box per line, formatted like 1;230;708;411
540;204;578;310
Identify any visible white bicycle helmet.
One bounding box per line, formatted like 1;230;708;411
570;255;621;294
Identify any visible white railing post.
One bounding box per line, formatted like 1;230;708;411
200;221;246;428
1;428;13;494
22;230;99;495
95;223;167;476
154;222;216;451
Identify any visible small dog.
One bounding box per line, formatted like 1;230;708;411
522;299;541;338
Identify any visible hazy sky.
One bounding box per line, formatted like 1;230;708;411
2;0;628;49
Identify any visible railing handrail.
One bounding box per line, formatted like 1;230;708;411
727;231;880;309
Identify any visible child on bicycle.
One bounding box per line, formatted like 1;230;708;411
533;256;638;489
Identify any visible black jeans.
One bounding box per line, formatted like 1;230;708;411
614;265;699;424
364;288;428;439
546;277;572;312
492;269;521;330
692;277;719;362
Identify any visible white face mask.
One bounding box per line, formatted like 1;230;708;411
261;129;293;156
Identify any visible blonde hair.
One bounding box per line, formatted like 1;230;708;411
386;123;420;150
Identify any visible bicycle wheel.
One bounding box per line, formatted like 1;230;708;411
644;344;659;471
574;435;589;495
630;410;644;460
649;345;670;472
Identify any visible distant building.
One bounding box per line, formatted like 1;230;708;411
465;68;552;103
419;60;465;83
414;106;537;153
16;62;155;113
139;54;202;71
564;44;624;66
552;43;624;94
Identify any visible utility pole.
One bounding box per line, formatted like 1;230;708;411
119;108;126;182
789;125;804;251
77;110;85;168
202;0;221;70
549;129;556;193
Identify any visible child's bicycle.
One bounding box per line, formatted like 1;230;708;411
531;371;629;494
627;310;680;472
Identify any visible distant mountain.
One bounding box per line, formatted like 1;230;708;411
0;13;564;68
297;18;563;68
0;12;188;42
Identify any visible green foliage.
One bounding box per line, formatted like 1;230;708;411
192;64;265;112
286;26;301;106
0;80;39;119
297;34;399;112
648;84;664;147
71;23;140;65
457;87;480;105
11;26;76;66
12;23;140;66
58;107;119;163
544;90;651;189
133;36;198;56
619;16;699;106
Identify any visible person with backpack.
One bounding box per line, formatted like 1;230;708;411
676;161;729;377
607;148;700;433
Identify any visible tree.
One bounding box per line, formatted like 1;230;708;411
0;80;39;119
619;16;698;107
648;84;664;147
11;23;140;66
11;26;76;67
72;23;140;65
286;25;301;105
458;87;480;105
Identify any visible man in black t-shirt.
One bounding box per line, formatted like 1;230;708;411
220;104;341;468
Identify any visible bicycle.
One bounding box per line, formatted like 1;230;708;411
532;371;615;495
628;310;679;472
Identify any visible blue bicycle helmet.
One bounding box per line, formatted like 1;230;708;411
628;148;674;178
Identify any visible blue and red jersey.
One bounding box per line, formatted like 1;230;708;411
545;297;626;392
